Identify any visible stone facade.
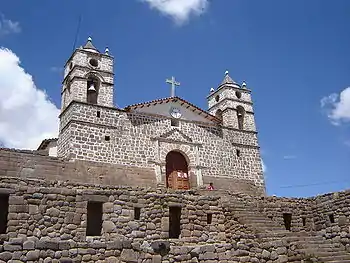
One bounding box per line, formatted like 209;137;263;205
57;38;265;194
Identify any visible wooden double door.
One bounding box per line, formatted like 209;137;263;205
166;151;190;190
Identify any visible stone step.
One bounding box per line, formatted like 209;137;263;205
318;255;350;261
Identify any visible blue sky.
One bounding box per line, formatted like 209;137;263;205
1;0;350;197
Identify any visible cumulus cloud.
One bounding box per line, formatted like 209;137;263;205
0;14;21;36
0;48;60;150
321;87;350;125
141;0;209;25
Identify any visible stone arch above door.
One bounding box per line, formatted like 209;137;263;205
166;151;189;190
159;144;196;167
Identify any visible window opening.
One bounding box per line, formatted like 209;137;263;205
302;217;306;227
236;106;245;130
105;135;110;141
89;58;99;67
97;111;101;118
171;119;179;127
0;195;9;234
169;207;181;238
86;201;103;236
329;214;335;224
236;149;241;157
87;77;98;104
207;213;212;224
283;213;292;231
134;207;141;220
215;109;223;122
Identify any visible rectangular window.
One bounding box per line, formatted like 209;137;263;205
171;119;179;127
302;217;306;227
134;207;141;220
283;213;292;231
169;207;181;239
329;214;335;224
0;195;9;234
86;201;103;236
207;213;212;224
96;111;101;118
104;135;110;141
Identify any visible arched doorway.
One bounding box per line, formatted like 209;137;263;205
166;151;190;190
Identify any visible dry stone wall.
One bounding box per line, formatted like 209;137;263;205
0;177;313;263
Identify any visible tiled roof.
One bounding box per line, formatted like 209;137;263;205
37;138;58;150
125;97;221;123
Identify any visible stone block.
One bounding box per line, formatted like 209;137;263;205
120;249;139;263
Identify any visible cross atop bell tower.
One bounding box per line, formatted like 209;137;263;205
60;37;114;111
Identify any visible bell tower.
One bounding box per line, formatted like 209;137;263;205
207;71;257;131
61;37;114;110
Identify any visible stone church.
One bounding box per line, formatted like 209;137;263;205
2;37;350;263
56;37;265;194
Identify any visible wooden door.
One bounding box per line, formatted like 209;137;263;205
166;151;190;190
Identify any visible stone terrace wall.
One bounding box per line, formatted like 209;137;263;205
311;191;350;247
0;177;306;263
255;196;315;232
0;149;156;188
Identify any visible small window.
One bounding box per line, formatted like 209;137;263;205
69;62;73;70
207;214;212;224
86;201;103;236
235;91;242;99
0;194;9;234
329;214;335;224
283;213;292;231
134;207;141;220
302;217;306;227
97;111;101;118
236;149;241;157
89;58;99;67
215;95;220;102
105;135;110;141
171;119;179;127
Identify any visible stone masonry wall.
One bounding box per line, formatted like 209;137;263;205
62;49;114;111
0;177;315;263
311;191;350;248
58;101;265;194
0;149;156;188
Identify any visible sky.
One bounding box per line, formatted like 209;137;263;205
0;0;350;198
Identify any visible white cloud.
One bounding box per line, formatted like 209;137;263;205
0;48;60;150
262;159;266;173
283;155;297;160
321;87;350;125
0;14;21;36
141;0;209;25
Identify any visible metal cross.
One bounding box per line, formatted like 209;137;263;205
166;76;181;97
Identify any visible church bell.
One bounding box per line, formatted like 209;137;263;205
88;83;96;92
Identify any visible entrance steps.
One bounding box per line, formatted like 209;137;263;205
225;201;350;262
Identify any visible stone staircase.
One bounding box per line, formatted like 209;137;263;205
226;199;350;263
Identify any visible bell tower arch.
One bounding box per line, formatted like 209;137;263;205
61;37;114;110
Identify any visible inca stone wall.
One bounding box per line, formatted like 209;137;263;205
1;172;350;263
58;101;265;193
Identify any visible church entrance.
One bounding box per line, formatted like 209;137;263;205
166;151;190;190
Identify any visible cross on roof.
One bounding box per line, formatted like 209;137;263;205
166;76;180;97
